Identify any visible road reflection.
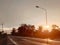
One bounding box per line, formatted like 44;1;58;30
44;38;53;42
43;38;60;45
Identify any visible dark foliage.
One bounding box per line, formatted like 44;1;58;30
11;24;60;39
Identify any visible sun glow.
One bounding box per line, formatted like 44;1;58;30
43;25;52;32
44;25;49;29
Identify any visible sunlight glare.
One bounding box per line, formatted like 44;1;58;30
44;38;53;42
43;25;52;32
44;25;49;29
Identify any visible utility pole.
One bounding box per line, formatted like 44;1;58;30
2;23;3;31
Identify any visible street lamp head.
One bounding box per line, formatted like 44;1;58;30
35;6;39;8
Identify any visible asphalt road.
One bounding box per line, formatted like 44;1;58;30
7;36;60;45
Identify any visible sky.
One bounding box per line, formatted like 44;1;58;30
0;0;60;32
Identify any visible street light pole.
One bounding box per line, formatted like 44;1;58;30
45;9;47;25
35;6;47;25
35;6;48;45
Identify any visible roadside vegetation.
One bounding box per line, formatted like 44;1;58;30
11;24;60;39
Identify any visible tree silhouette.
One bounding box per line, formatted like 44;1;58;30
17;24;35;37
52;24;59;29
34;26;43;38
49;25;60;39
11;28;16;35
11;24;60;39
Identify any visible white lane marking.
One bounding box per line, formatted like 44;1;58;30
8;37;18;45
